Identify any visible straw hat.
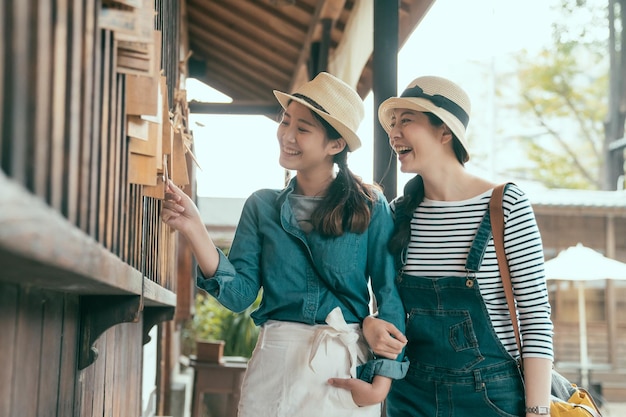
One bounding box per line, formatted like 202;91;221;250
273;72;364;151
378;76;472;161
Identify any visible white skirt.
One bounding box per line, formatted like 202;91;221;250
237;307;381;417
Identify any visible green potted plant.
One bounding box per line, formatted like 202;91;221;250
183;291;261;363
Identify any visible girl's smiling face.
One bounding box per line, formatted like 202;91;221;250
276;101;339;174
387;108;447;173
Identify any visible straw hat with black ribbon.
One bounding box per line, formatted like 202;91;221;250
378;76;472;162
273;72;364;152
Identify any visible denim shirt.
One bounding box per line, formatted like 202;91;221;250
197;177;408;381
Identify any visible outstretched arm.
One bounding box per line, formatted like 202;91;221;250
161;180;220;277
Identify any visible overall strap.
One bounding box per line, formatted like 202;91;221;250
465;209;493;273
465;183;512;272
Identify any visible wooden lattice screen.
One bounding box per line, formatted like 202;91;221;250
0;0;190;291
0;1;193;416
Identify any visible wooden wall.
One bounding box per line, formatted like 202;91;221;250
536;213;626;261
0;1;191;416
0;284;145;416
534;208;626;401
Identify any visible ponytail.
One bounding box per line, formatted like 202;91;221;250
312;149;376;237
388;175;424;256
304;110;376;237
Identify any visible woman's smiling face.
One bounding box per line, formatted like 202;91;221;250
387;108;445;173
276;101;335;173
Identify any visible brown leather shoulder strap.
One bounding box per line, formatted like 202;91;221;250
489;183;522;354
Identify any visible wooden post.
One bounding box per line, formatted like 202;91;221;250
373;0;398;201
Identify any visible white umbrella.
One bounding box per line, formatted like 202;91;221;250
544;243;626;387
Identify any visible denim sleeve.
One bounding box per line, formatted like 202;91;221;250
366;192;406;337
356;357;409;383
354;192;410;381
195;195;263;313
196;249;235;297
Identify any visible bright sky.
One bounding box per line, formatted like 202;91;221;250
188;0;559;198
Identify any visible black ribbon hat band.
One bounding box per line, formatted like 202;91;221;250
400;85;469;128
292;93;329;114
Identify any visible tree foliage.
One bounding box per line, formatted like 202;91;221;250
510;0;610;189
183;292;261;358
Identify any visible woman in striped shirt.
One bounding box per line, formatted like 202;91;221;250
373;76;554;417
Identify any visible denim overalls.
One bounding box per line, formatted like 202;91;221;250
386;209;526;417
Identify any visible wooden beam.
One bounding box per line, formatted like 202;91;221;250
311;0;346;40
34;0;54;198
66;0;85;224
78;0;96;234
606;215;618;368
291;0;326;89
320;0;346;20
188;101;281;116
50;0;69;211
533;206;626;217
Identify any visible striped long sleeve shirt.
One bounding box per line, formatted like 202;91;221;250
392;184;554;361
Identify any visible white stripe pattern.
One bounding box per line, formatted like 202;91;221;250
393;185;554;360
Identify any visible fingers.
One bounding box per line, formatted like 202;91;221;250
161;181;187;227
328;376;391;406
164;180;189;205
385;324;408;344
162;198;185;213
362;317;408;359
162;180;187;213
161;209;181;224
374;320;407;343
374;323;407;358
374;348;400;360
327;377;357;391
165;179;183;195
372;335;406;360
161;200;185;224
159;180;204;237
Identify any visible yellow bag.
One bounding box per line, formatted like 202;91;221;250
550;383;602;417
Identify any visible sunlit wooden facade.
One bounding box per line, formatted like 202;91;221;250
532;189;626;401
1;1;192;415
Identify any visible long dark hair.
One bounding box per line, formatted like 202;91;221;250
387;112;467;255
424;112;467;165
388;175;424;256
309;112;376;237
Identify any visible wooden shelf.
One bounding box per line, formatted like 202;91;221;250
1;172;143;295
0;170;176;305
1;171;177;370
144;277;177;307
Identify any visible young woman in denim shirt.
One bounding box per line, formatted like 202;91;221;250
161;72;408;417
